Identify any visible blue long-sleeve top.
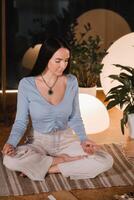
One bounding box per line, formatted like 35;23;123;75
7;74;87;147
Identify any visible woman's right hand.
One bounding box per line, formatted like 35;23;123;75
2;143;16;156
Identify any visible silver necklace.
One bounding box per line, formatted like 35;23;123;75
41;74;58;95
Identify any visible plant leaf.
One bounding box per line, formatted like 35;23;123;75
113;64;134;74
120;118;125;135
106;100;119;110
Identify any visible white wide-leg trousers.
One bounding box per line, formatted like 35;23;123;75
3;128;113;181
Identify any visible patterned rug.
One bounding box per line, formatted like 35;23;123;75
0;144;134;196
114;192;134;200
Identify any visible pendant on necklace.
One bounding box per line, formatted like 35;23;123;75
48;89;53;95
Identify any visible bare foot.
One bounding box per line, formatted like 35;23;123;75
52;154;86;166
48;165;60;174
19;172;27;178
49;154;87;174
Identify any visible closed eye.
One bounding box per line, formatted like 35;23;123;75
55;59;69;63
55;60;61;63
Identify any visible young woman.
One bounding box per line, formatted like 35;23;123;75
2;38;113;181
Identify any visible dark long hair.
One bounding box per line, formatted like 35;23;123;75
28;37;71;76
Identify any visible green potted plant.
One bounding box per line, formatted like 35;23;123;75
69;23;106;95
105;64;134;137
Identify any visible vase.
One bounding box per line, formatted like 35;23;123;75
79;86;96;96
128;114;134;139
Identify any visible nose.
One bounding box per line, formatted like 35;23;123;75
60;61;67;69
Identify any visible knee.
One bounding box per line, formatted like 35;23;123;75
3;155;20;171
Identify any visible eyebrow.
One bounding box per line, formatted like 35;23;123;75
55;57;69;60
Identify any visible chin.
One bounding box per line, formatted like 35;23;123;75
57;72;63;76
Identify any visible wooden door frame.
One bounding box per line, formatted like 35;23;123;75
1;0;7;122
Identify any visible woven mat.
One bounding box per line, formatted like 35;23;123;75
0;144;134;196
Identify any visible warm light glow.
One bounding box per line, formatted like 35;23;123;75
79;94;109;134
0;88;103;94
74;9;131;50
0;90;18;93
22;44;42;70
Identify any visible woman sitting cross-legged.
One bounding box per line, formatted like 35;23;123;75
2;38;113;181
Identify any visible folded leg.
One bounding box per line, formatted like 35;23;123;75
57;141;113;179
3;144;53;181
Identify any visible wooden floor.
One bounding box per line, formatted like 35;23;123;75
0;91;134;200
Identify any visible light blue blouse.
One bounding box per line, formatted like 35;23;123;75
7;74;87;147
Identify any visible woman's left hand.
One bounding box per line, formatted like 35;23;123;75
81;139;101;154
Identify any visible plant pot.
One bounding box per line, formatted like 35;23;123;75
128;114;134;139
79;86;96;96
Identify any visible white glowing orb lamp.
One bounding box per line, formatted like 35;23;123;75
100;33;134;99
79;94;110;134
